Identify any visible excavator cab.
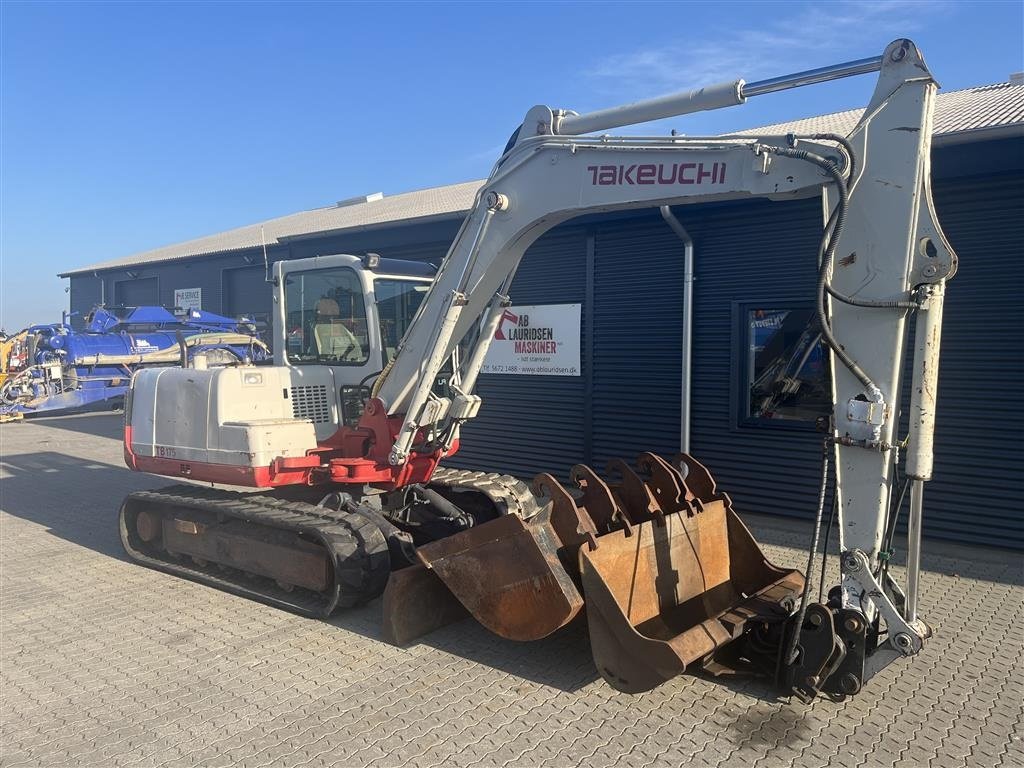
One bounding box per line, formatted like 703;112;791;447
280;256;432;372
123;253;436;476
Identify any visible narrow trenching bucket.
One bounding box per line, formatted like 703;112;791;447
382;452;803;695
579;502;804;692
576;453;803;692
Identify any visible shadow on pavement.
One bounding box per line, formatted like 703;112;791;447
327;604;603;693
8;411;125;441
0;450;164;559
327;600;790;699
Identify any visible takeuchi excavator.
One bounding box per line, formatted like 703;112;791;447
119;39;956;701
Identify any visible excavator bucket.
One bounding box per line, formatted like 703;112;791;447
410;512;585;641
384;452;802;693
579;458;804;691
572;453;803;692
382;479;599;643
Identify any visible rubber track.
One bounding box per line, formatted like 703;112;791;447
428;468;544;519
119;485;391;618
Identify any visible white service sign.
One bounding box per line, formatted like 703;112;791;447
174;287;202;312
481;303;581;376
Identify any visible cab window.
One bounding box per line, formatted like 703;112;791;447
375;279;430;364
284;267;369;365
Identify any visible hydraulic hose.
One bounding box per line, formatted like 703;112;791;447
785;440;831;665
763;145;880;399
819;209;917;310
827;283;919;310
411;484;474;529
818;495;838;603
371;358;395;399
806;133;857;181
804;138;918;312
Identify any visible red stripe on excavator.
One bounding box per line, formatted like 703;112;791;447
122;421;458;490
130;453;283;486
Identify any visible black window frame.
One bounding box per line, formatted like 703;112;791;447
731;300;829;432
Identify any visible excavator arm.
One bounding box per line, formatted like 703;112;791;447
369;39;955;697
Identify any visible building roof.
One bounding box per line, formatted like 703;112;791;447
61;180;485;277
62;82;1024;277
742;81;1024;144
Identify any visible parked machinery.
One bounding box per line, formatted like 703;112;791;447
119;40;955;701
0;305;268;420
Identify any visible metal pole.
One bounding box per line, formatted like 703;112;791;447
660;206;694;455
555;55;884;136
741;56;883;98
906;480;924;623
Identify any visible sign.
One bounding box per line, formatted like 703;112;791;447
481;303;581;376
174;287;202;313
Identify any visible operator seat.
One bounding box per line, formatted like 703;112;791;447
313;297;363;361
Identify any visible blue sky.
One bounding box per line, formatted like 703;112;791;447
2;0;1022;330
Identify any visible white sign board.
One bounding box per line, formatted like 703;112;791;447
481;303;581;376
174;287;202;313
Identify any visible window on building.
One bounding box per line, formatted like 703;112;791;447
284;267;369;365
740;306;830;424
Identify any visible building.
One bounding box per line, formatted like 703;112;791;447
60;82;1024;549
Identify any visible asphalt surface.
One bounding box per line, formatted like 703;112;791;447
1;412;1022;768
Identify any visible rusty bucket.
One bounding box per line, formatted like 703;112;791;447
382;452;803;694
382;509;589;645
578;453;804;692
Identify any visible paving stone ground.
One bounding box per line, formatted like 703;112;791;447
1;412;1021;768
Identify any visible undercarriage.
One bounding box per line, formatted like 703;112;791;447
118;454;869;699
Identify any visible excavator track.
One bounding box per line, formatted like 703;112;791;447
428;468;544;520
119;485;391;618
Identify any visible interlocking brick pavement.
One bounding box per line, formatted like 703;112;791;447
1;413;1021;768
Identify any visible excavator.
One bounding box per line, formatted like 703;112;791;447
118;39;956;702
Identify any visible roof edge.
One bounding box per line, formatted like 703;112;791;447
933;123;1024;147
58;208;472;278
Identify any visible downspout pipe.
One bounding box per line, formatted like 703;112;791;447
659;206;694;455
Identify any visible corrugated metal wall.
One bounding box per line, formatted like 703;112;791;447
926;172;1023;547
447;172;1024;549
70;246;289;322
66;223;461;324
682;196;826;520
449;197;825;520
68;278;102;329
223;266;271;318
114;277;159;306
589;220;685;468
